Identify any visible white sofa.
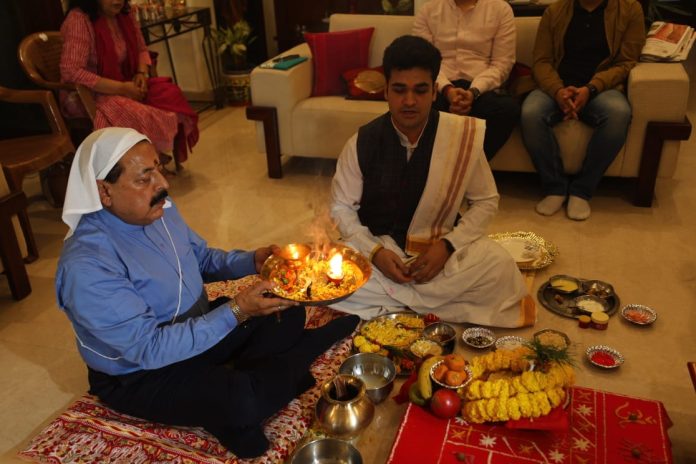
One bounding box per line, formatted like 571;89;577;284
247;13;691;206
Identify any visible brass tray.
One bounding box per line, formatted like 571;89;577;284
537;278;620;319
489;231;558;271
260;243;371;306
353;311;426;376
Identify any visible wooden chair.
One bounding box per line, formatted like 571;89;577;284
0;171;31;301
18;31;96;123
0;86;75;263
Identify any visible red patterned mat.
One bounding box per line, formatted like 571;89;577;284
19;277;350;464
387;386;673;464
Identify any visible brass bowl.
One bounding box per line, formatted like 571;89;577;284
315;374;375;439
339;353;396;404
260;243;372;306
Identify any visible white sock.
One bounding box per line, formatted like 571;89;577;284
535;195;566;216
567;196;591;220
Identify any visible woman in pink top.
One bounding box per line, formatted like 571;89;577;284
60;0;198;172
413;0;519;160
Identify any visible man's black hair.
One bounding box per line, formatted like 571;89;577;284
103;162;124;184
68;0;131;21
382;35;442;83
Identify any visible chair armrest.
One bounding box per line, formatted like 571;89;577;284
627;63;689;124
0;87;70;137
249;44;312;154
76;84;97;121
0;190;28;217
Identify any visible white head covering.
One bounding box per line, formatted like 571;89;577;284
62;127;150;239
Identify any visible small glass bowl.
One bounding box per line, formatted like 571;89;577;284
461;327;496;349
430;360;473;389
495;335;527;351
586;345;624;369
549;274;581;294
621;304;657;326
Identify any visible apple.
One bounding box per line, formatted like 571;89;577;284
430;388;461;419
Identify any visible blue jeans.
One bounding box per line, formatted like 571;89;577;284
520;89;631;199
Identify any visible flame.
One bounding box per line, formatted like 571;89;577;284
288;244;300;260
327;253;344;279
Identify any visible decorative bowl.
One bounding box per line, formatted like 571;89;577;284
461;327;496;349
586;345;624;369
290;438;363;464
422;322;457;354
621;304;657;326
339;353;396;404
261;243;371;306
548;274;581;294
495;335;527;351
430;361;473;389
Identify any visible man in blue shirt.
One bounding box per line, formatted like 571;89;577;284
56;128;359;458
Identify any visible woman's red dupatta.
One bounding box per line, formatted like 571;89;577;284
93;13;199;161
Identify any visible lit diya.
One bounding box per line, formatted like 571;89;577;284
261;243;371;305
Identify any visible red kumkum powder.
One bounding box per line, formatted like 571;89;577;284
591;351;616;367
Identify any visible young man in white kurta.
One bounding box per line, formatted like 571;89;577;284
329;35;531;328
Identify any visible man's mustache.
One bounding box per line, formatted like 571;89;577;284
150;189;169;207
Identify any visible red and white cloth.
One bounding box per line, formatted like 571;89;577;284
388;386;673;464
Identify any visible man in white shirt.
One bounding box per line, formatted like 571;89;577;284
330;36;533;328
413;0;519;160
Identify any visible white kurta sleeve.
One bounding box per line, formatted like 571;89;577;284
330;134;383;257
443;152;499;249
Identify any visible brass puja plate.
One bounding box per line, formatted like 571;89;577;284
261;243;371;306
537;277;620;319
489;231;558;270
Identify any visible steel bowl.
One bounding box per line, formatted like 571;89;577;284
422;322;457;354
548;274;581;294
461;327;496;349
533;328;571;349
339;353;396;404
260;242;372;306
621;304;657;325
572;294;609;315
583;279;615;299
290;438;363;464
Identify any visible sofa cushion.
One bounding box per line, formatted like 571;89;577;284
343;66;386;100
305;27;374;96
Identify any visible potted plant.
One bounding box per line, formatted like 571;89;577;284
212;19;257;105
212;19;257;72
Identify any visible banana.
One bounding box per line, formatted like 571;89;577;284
417;355;442;401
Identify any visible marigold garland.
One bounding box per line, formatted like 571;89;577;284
461;348;575;423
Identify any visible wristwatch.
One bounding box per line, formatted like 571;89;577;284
229;297;250;324
585;84;598;99
469;87;481;100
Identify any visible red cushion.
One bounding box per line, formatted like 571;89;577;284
305;28;374;96
342;66;386;100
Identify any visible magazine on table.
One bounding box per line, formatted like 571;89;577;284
640;21;695;62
